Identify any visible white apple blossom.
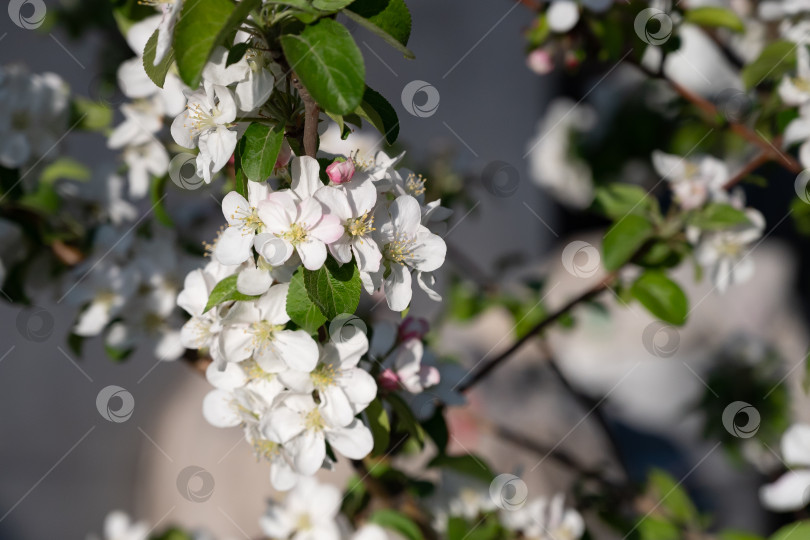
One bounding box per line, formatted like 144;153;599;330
760;424;810;511
220;283;319;371
694;208;765;293
260;477;343;540
652;151;729;210
171;81;238;183
215;181;271;265
87;510;149;540
262;393;373;475
69;262;140;337
501;494;585;540
315;183;382;272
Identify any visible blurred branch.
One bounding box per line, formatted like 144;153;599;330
722;148;774;190
292;72;319;158
458;272;617;393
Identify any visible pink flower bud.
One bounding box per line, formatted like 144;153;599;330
379;369;401;392
527;48;554;75
399;317;429;341
326;158;355;184
274;141;292;172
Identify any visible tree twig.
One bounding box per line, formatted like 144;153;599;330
291;72;319;158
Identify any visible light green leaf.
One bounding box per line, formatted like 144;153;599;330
602;214;654;271
354;86;400;144
143;29;175;88
286;267;328;333
368;509;423;540
174;0;263;88
631;271;689;326
313;0;355;10
720;531;764;540
341;8;415;58
365;398;390;456
204;274;262;313
71;97;112;131
347;0;411;46
742;41;797;89
770;522;810;540
593;183;653;220
39;158;90;185
647;468;699;524
303;257;361;320
684;6;744;32
238;123;284;181
689;203;750;230
281;18;365;114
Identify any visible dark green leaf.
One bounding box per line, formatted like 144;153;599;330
105;344;134;363
238;123;284;181
428;454;495;484
365;398;391;456
204;274;262;313
684;7;744;32
602;214;654;271
286;267;328;333
143;29;175;88
368;509;423;540
313;0;355;10
174;0;263;88
421;406;448;453
386;392;425;446
630;271;689;326
303;257;361;320
347;0;411;46
227;42;250;67
151;175;174;227
354;86;399;144
67;333;85;357
281;18;365;114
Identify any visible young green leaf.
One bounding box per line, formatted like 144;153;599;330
238;123;284;181
689;203;750;230
143;29;175;88
684;6;744;32
341;8;415;58
354;86;400;144
281;18;366;114
742;41;797;89
303;257;361;320
174;0;262;88
368;509;423;540
592;183;653;220
602;214;654;271
347;0;411;46
71;97;112;131
630;271;689;326
39;158;90;185
312;0;356;10
770;521;810;540
203;274;261;313
286;267;328;333
365;398;391;456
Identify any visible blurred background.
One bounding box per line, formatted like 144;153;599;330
1;0;808;538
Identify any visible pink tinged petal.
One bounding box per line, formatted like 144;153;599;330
221;191;250;226
353;237;382;272
320;385;355;427
309;213;344;244
205;361;248;391
325;419;373;459
288;430;326;476
220;326;254;362
384;262;412;312
255;233;294;266
291;156;324;200
339;369;377;409
263;407;306;443
297;239;327;270
214;226;254;265
297;197;324;227
759;470;810;512
345;178;377;216
378;369;401;392
326;159;355;184
275;330;319;371
389;195;422;235
315;186;352;221
419;365;441;388
257;283;291;324
202;389;241;427
783;424;810;466
237;267;273;296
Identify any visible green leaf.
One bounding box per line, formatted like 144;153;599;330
39;157;90;185
770;522;810;540
631;271;689;326
647;469;699;524
386;392;425;446
365;398;391;456
174;0;262;88
354;86;400;144
592;183;653;220
602;214;654;271
227;42;250;67
684;7;744;32
313;0;355;10
286;267;328;333
303;257;361;320
18;183;60;215
281;18;366;114
341;8;415;59
428;454;495;484
720;531;764;540
238;123;284;181
689;203;750;230
742;41;797;89
152;529;195;540
105;344;134;363
368;509;423;540
637;516;680;540
421;406;448;453
203;274;262;313
143;29;175;88
151;176;174;227
70;97;112;131
347;0;411;46
67;333;85;357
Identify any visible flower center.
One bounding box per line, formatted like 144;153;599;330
385;235;415;263
311;364;337;388
296;513;313;531
252;438;281;461
347;212;375;238
232;206;263;233
251;321;285;349
793;76;810;93
186;102;220;132
281;222;308;245
405;173;427;196
717;240;744;257
304;407;325;431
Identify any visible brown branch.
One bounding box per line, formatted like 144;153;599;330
722;149;773;191
291;72;319;158
458;273;617;393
